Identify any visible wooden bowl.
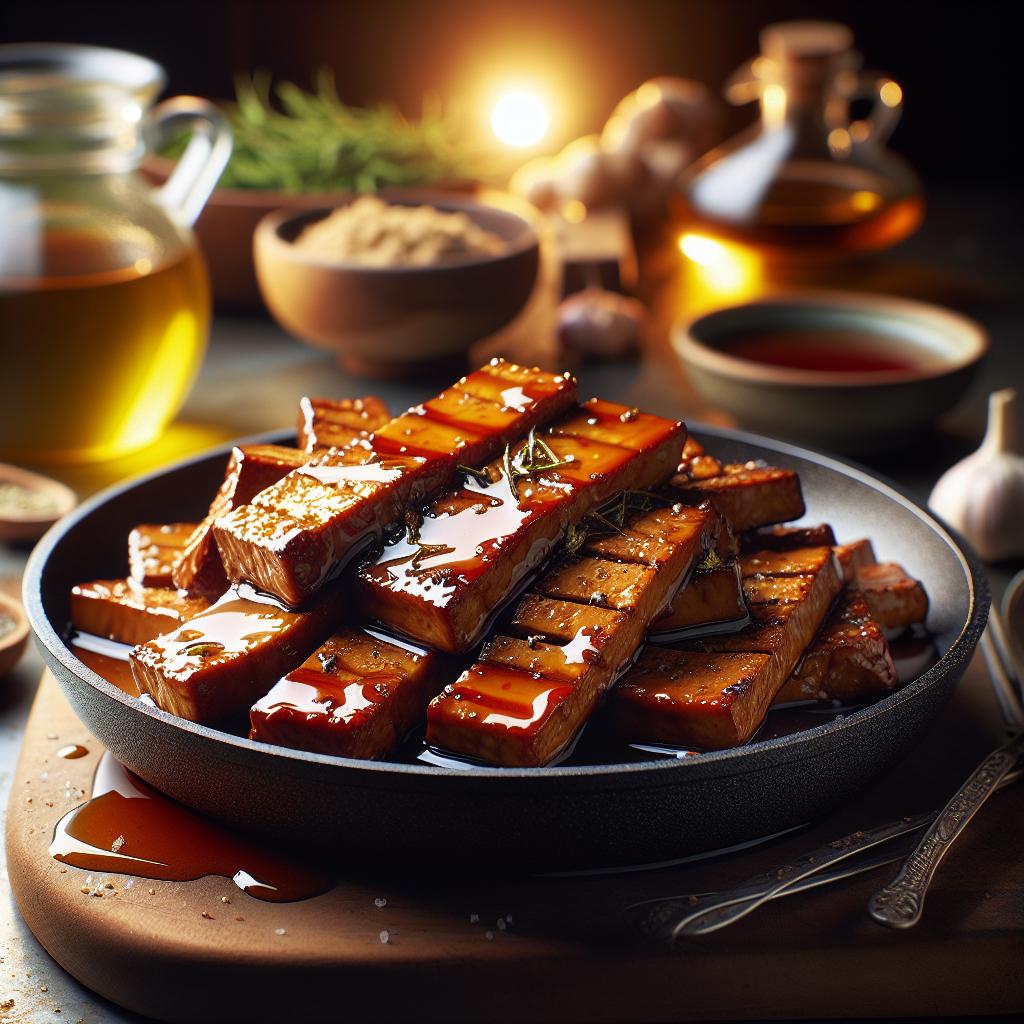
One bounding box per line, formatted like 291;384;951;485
0;590;29;679
672;292;989;453
253;192;541;378
0;463;77;543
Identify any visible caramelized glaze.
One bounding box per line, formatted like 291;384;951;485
214;360;578;607
250;627;437;759
357;403;685;652
131;584;346;723
296;395;389;453
426;502;714;766
173;444;309;597
128;523;195;588
69;579;210;647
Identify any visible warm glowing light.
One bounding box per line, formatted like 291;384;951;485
561;199;587;224
827;128;851;156
678;233;761;311
880;80;903;107
851;190;881;213
850;121;870;143
491;90;549;148
762;83;787;127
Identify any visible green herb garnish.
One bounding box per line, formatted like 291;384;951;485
501;428;571;499
164;70;495;194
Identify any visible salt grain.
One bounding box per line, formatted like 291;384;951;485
374;897;387;908
275;928;287;936
379;929;390;944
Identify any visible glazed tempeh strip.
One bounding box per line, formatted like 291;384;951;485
296;395;390;453
775;588;897;704
249;628;436;758
610;546;842;749
214;361;577;607
131;584;345;724
425;502;717;767
856;562;929;630
128;523;196;588
744;528;928;631
740;523;837;553
71;579;210;647
671;462;805;530
355;400;685;652
649;562;749;640
173;444;309;597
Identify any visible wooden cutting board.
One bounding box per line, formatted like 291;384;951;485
7;667;1023;1023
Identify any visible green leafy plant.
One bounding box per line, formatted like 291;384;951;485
169;69;493;193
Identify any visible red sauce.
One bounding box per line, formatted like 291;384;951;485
719;328;922;373
51;752;332;902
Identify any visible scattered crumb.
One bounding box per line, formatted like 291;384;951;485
46;733;58;740
221;896;231;904
39;985;48;993
469;913;479;924
201;912;213;920
104;882;114;890
484;930;494;941
378;929;390;944
687;895;698;906
497;918;507;931
0;1000;13;1012
235;916;245;922
374;897;387;908
148;888;156;895
110;835;125;853
275;928;287;936
79;886;90;895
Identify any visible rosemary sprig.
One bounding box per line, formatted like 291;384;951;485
457;463;491;484
560;489;671;555
501;428;572;499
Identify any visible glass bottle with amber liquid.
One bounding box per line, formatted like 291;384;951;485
0;44;231;463
677;21;922;271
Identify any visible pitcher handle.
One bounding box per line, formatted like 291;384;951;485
148;96;232;227
847;71;903;147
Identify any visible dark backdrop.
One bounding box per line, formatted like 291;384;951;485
0;0;1015;185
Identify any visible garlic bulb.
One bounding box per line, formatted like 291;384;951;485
929;389;1024;561
557;288;646;360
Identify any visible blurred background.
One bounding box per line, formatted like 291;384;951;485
2;0;1018;190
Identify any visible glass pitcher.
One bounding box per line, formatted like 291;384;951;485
677;21;923;260
0;43;231;464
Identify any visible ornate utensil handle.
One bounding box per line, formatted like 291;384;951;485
868;731;1024;929
639;812;934;942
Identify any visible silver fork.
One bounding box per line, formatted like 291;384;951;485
867;588;1024;929
634;765;1021;940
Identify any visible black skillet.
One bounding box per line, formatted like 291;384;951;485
23;425;988;871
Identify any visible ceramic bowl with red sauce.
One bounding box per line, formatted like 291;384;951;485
673;292;988;453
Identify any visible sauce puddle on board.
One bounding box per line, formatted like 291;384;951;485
51;753;331;902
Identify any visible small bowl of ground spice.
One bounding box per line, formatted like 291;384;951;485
0;591;29;679
0;464;77;543
254;190;541;378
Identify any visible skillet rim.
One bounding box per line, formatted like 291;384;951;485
24;423;989;783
